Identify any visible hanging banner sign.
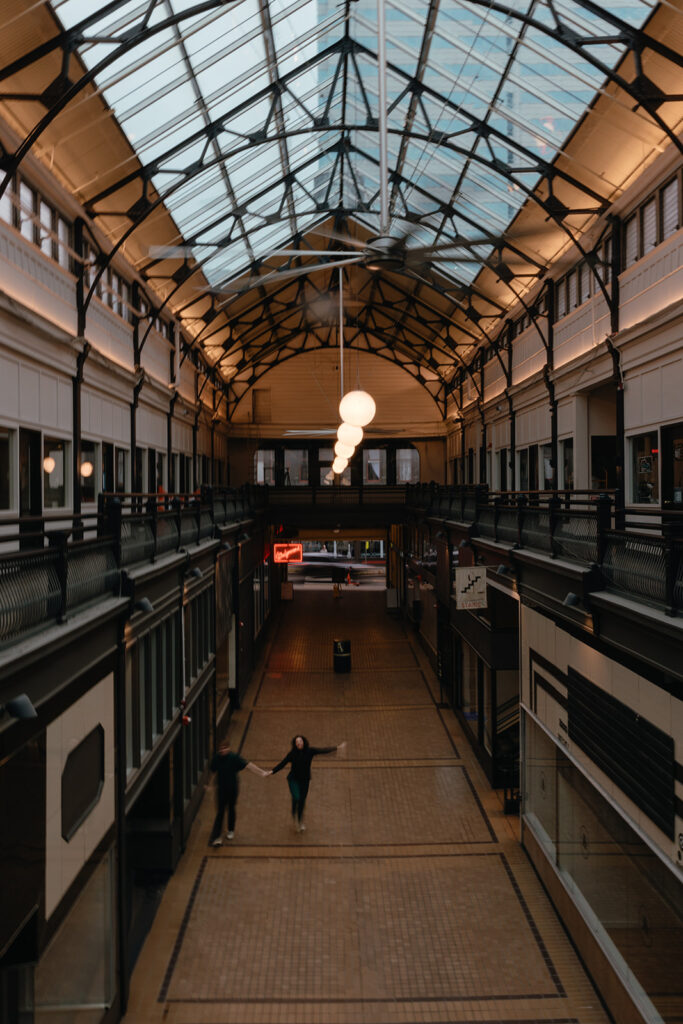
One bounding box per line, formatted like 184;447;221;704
274;542;303;563
454;566;487;609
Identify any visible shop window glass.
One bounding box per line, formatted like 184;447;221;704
561;438;574;490
666;426;683;505
43;437;67;508
254;449;275;485
556;279;566;318
397;448;419;483
80;440;97;503
115;447;127;491
541;443;553;489
525;716;683;1024
603;237;612;284
519;448;529;491
319;447;334;485
631;432;659;504
57;216;71;270
363;448;386;484
661;178;679;239
0;427;12;509
155;450;165;492
579;262;591;303
39;199;53;257
34;851;115;1021
567;270;578;310
642;198;657;254
482;663;493;754
0;178;12;223
19;181;35;243
624;215;638;267
284;448;308;485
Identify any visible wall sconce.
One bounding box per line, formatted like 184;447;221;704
0;694;38;720
80;460;94;478
43;456;56;474
563;592;581;607
133;597;154;613
187;567;203;579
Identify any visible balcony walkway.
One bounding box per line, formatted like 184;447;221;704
123;586;610;1024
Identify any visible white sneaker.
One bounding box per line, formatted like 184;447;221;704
226;831;235;840
298;822;306;832
210;838;222;847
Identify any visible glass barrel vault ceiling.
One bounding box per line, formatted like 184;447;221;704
23;0;681;388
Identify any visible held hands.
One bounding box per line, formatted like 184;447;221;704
337;741;347;754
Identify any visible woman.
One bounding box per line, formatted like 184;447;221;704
268;735;346;832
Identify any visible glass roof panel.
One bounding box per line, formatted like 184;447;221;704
50;0;662;300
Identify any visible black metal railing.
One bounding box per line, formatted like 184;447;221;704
406;484;683;615
0;485;256;647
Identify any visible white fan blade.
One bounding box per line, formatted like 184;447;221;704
206;256;364;300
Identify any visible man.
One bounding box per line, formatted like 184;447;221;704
207;741;268;845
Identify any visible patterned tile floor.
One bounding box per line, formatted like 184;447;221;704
123;588;612;1024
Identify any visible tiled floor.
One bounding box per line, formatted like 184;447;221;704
123;588;612;1024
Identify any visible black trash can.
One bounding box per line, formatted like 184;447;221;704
333;638;351;673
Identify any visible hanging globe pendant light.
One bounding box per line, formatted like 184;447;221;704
332;456;348;475
337;422;363;446
334;440;354;459
339;389;376;427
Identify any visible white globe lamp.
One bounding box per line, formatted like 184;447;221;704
339;389;376;427
43;456;56;474
334;440;354;459
80;460;94;478
337;422;363;446
332;456;348;475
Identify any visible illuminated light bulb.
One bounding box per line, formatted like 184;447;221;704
339;390;376;427
337;422;363;446
80;460;94;478
332;456;348;475
43;456;56;474
334;440;354;459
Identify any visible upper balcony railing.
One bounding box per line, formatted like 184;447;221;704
407;484;683;617
0;486;259;651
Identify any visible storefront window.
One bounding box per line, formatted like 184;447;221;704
363;448;386;485
80;440;97;504
663;424;683;506
524;716;683;1024
254;449;275;485
0;427;12;509
396;448;419;483
284;449;308;485
541;443;553;489
561;438;574;490
34;850;115;1022
43;437;67;508
519;448;529;491
631;432;659;503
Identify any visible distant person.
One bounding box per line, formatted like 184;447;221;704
267;735;346;832
284;465;291;485
207;740;268;845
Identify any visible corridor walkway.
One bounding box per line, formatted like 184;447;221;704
123;588;612;1024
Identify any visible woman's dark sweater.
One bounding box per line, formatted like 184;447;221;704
271;746;336;782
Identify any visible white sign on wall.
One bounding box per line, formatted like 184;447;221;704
454;567;488;609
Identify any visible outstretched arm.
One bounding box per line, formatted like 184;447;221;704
270;751;292;775
246;761;269;777
311;742;347;756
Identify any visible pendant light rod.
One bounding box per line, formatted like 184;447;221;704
339;266;344;400
377;0;389;235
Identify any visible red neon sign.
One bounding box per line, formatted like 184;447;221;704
274;543;303;563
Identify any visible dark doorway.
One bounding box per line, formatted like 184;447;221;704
591;436;617;490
